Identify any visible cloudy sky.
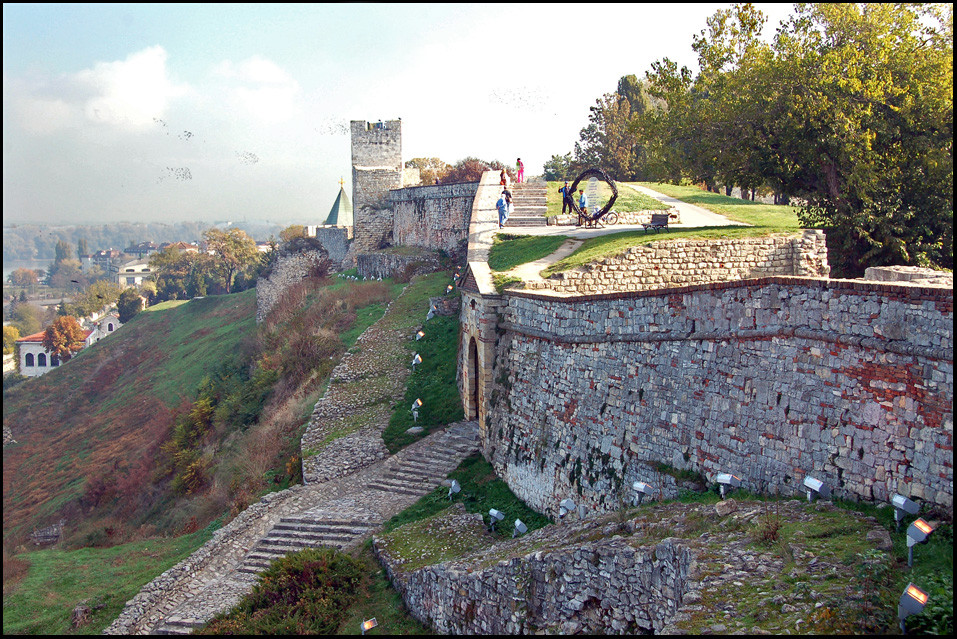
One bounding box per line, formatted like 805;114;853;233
3;3;795;226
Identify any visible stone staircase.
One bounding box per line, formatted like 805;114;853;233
367;424;480;496
144;421;480;635
504;177;548;227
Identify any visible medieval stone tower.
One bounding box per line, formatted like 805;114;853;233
350;119;403;253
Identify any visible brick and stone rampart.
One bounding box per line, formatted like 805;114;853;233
544;231;830;295
389;182;479;257
256;248;331;322
356;251;442;281
472;278;952;516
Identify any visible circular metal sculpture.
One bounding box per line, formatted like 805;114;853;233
563;168;619;223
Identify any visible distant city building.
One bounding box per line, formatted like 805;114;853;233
158;241;200;253
124;241;160;259
81;248;123;274
117;259;152;288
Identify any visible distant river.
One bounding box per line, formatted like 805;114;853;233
3;259;53;281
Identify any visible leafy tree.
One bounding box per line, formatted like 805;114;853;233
203;227;259;294
405;157;451;185
150;247;213;301
42;316;86;361
543;152;573;181
65;280;123;318
76;237;89;257
7;302;47;336
7;268;39;288
279;225;306;243
117;288;144;323
3;326;20;354
54;239;75;264
439;157;512;185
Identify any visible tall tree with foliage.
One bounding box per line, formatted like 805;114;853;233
116;288;144;323
776;3;954;272
203;228;259;294
42;316;86;361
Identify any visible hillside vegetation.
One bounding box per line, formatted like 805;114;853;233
3;274;404;550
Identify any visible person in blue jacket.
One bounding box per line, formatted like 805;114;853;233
497;191;510;228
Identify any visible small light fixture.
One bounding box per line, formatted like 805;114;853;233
559;498;576;518
446;284;454;294
906;518;935;567
448;479;461;500
898;583;928;633
411;353;422;371
488;508;505;531
803;476;830;502
513;518;528;538
892;494;920;530
361;617;378;635
415;330;425;341
715;473;741;499
633;481;656;505
426;309;435;321
411;398;422;422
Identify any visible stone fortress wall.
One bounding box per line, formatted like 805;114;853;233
542;230;830;294
350;120;404;254
462;276;953;518
389;181;479;257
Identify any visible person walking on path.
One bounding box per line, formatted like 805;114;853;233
516;158;525;184
559;181;572;214
500;169;509;188
497;191;510;228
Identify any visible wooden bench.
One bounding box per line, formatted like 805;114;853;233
642;213;670;232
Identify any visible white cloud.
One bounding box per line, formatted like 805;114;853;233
6;46;186;135
75;46;186;131
211;56;301;124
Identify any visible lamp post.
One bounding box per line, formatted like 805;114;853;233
488;508;504;532
892;494;920;530
906;518;935;567
898;583;928;634
716;473;741;499
513;519;528;538
633;481;655;505
803;476;830;502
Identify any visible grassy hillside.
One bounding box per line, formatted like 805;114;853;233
3;291;258;546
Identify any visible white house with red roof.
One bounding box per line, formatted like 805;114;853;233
15;328;93;378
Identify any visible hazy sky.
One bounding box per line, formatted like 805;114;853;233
3;3;795;226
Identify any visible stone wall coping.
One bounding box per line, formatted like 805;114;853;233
389;182;480;200
506;275;954;304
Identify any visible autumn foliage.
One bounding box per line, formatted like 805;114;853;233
42;316;86;361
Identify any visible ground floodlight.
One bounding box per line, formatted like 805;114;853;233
412;398;423;409
488;508;505;531
446;284;454;294
559;498;576;518
898;583;928;633
716;473;741;499
416;330;425;341
361;617;378;635
513;519;528;538
803;476;830;502
906;518;935;567
633;481;655;505
892;494;920;530
426;309;435;321
411;353;422;370
448;479;461;500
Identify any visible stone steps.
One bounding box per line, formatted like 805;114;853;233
505;180;548;227
237;515;380;575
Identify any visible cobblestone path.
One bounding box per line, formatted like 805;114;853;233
106;276;479;635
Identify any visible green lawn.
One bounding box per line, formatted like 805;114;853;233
487;233;568;273
542;182;806;275
2;523;218;635
636;181;802;230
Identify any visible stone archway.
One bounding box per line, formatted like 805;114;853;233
467;336;480;420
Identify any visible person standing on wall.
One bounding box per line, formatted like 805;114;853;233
516;158;524;184
497;190;510;229
559;181;571;215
